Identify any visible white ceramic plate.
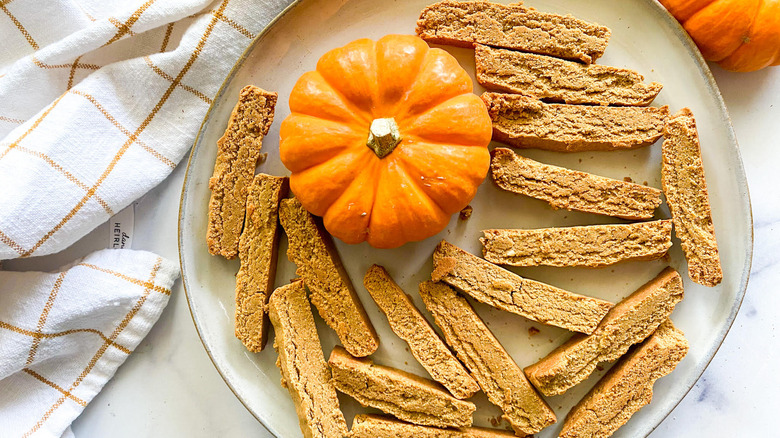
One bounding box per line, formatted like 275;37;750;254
178;1;753;436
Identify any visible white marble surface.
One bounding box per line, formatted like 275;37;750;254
5;65;778;437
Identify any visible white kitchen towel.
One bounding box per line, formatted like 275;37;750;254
0;249;179;438
0;0;293;436
0;0;291;259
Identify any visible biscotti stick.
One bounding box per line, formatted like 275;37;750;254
364;265;479;399
432;241;612;334
559;321;689;438
482;220;673;268
524;268;684;396
279;198;379;357
329;346;475;428
482;92;668;152
475;45;662;106
234;174;288;352
416;1;610;64
207;85;277;258
419;281;556;436
349;414;520;438
662;108;723;286
490;148;662;220
267;281;348;438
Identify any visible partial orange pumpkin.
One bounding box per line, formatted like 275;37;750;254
279;35;491;249
660;0;780;72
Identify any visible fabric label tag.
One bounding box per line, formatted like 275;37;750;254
108;204;135;249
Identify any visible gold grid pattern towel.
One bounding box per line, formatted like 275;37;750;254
0;249;179;437
0;0;292;436
0;0;290;259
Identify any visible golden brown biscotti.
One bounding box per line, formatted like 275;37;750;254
363;265;479;399
419;281;556;436
234;174;288;352
279;198;379;357
207;86;277;259
481;220;673;268
267;281;348;438
482;92;668;152
524;268;684;396
662;108;722;287
474;45;662;106
416;1;610;64
328;346;475;428
432;241;613;334
348;414;520;438
559;321;689;438
490;147;663;220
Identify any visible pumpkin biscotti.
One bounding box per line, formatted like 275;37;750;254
279;198;379;357
482;92;668;152
267;280;348;438
416;1;611;64
432;241;613;334
662;108;723;287
349;414;519;438
524;268;684;397
491;147;663;220
207;85;277;259
363;265;479;399
329;346;476;428
419;281;556;436
559;321;689;438
481;220;673;268
234;174;288;352
474;45;663;106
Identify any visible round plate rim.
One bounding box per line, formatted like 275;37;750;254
177;0;754;436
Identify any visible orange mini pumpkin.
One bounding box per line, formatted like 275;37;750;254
280;35;491;248
660;0;780;72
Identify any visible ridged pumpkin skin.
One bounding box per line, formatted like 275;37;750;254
280;35;492;249
660;0;780;71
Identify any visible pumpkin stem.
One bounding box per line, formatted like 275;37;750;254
366;118;402;158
